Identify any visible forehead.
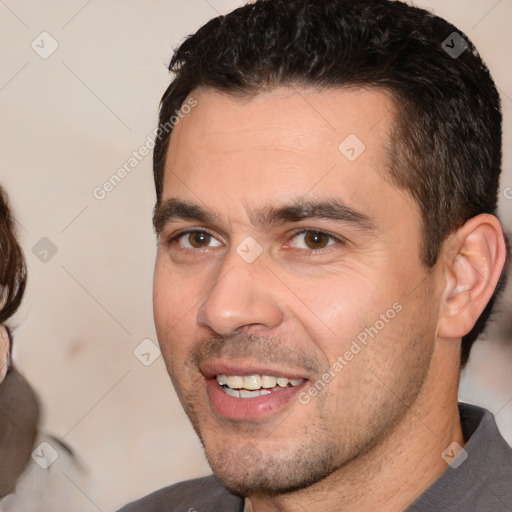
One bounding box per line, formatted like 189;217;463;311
167;86;394;159
163;86;402;222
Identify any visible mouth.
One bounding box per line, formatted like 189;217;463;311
216;374;304;398
202;362;309;421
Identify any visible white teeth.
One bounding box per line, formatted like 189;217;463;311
239;389;260;398
261;375;277;388
242;375;262;390
276;377;288;387
217;374;228;386
216;374;304;396
221;387;275;399
224;387;240;398
226;376;244;389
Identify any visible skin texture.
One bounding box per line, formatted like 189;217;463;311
0;326;8;383
152;86;506;512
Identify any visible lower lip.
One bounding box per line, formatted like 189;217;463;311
206;379;307;421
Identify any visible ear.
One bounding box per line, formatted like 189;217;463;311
437;214;507;339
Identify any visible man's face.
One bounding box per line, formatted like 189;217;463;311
153;87;441;495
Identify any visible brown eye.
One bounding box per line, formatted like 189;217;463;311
178;231;221;249
291;230;336;250
304;231;330;249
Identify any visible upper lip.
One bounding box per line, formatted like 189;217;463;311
201;359;310;381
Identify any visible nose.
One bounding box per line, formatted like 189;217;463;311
196;251;284;336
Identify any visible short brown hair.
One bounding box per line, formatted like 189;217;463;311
153;0;506;366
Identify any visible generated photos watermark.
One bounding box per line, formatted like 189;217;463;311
298;301;403;404
92;97;198;200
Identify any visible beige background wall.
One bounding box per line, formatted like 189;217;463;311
1;0;511;510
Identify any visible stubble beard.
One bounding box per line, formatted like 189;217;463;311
175;353;432;496
170;311;435;498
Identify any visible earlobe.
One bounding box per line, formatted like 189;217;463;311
437;214;507;340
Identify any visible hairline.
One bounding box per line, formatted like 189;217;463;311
155;82;434;262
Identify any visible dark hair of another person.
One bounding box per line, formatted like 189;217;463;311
152;0;507;367
0;186;26;325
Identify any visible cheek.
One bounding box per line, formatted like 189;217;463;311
153;251;203;316
153;258;199;365
283;270;396;354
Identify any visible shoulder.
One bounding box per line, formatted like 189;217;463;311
117;475;244;512
407;403;512;511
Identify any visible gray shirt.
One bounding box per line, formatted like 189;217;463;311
118;403;512;511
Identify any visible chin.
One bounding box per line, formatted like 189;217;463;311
204;438;340;498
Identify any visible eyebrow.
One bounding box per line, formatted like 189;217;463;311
153;199;220;233
153;197;376;234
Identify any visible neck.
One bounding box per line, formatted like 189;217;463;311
244;344;463;512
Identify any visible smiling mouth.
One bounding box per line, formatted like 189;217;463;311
216;374;305;398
